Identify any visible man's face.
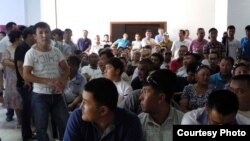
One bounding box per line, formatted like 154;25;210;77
208;54;218;66
81;91;101;122
34;27;51;46
227;29;235;38
229;80;250;111
219;59;232;75
89;54;99;66
104;64;117;81
207;109;236;125
139;85;159;113
197;29;205;40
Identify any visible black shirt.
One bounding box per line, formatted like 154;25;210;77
14;42;30;87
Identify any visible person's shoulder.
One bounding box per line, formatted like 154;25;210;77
117;108;139;121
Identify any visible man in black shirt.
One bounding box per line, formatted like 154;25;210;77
14;26;35;141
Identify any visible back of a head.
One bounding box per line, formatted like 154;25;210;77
147;69;177;103
232;74;250;84
22;26;34;39
207;90;239;116
6;22;16;32
8;30;22;43
99;49;114;59
84;78;118;111
67;55;81;67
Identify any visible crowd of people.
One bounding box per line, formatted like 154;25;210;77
0;21;250;141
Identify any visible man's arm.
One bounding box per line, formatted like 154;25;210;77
17;61;31;88
23;66;55;86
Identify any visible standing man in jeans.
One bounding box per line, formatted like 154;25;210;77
14;26;36;141
23;22;69;141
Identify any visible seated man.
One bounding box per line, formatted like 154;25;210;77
229;74;250;119
139;69;184;141
181;90;250;125
64;55;86;111
63;78;143;141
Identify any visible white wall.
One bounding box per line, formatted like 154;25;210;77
40;0;216;42
214;0;228;40
24;0;41;26
228;0;250;40
0;0;26;25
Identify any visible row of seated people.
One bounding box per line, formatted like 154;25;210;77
0;21;249;141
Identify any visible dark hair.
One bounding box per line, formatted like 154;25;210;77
8;30;22;43
145;69;177;103
197;27;204;33
179;30;185;35
33;22;51;33
231;74;250;85
64;28;72;33
84;78;118;111
139;58;157;75
227;25;235;30
245;25;250;31
19;25;27;32
107;58;124;75
233;63;249;74
187;62;201;73
209;28;218;33
6;22;16;32
151;53;164;65
99;49;114;59
67;55;81;67
22;26;34;39
207;90;239;116
52;28;63;36
220;56;234;66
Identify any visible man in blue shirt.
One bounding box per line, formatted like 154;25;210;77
240;25;250;60
112;33;130;49
77;30;92;52
63;78;143;141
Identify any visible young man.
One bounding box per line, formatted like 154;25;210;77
181;90;250;125
77;30;92;52
240;25;250;60
226;25;241;61
104;58;132;108
139;69;184;141
23;22;69;141
64;55;86;111
63;78;143;141
14;26;36;141
229;74;250;119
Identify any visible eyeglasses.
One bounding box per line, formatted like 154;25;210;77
146;75;159;87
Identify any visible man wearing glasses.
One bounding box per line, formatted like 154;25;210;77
138;69;184;141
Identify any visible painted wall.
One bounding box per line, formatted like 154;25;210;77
0;0;26;25
228;0;250;40
40;0;216;42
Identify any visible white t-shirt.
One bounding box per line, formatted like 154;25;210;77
80;65;103;80
141;38;157;47
114;80;133;108
0;36;11;53
23;46;65;94
131;40;142;50
89;44;103;54
171;40;189;59
228;39;241;61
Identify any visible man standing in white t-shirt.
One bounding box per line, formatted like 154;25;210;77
226;25;241;61
23;22;69;141
171;30;190;59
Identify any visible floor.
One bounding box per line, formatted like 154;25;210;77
0;103;23;141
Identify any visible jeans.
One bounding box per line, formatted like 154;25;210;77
17;86;33;140
32;92;69;141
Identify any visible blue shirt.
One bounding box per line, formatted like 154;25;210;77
77;38;92;52
63;73;86;104
240;37;250;60
113;39;130;48
63;108;143;141
209;73;228;90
